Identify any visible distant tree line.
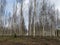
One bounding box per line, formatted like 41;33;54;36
0;0;60;37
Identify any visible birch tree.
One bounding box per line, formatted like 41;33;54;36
28;0;32;36
33;0;36;37
39;0;48;36
0;0;6;36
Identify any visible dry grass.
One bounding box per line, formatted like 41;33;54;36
0;36;59;45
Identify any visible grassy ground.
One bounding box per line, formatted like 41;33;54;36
0;36;60;45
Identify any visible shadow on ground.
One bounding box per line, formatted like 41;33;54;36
0;36;60;45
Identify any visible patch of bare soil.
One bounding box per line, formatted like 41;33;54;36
0;36;60;45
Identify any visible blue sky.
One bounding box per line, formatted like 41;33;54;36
5;0;29;29
5;0;60;29
50;0;60;10
5;0;16;15
5;0;60;14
